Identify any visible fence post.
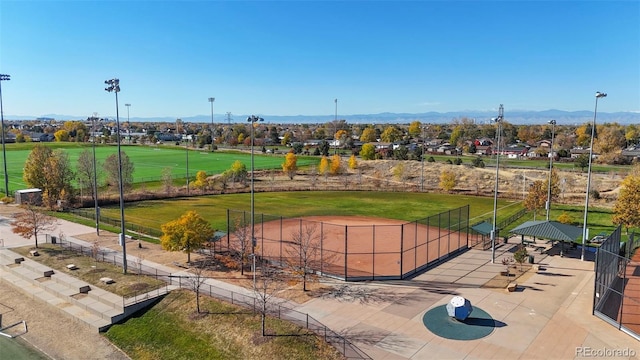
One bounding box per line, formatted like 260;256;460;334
306;313;309;329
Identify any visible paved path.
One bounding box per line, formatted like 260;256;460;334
1;208;638;359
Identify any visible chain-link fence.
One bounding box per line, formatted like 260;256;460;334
593;226;640;341
43;233;370;359
225;205;469;281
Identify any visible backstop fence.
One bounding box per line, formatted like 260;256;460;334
222;205;470;281
593;226;640;341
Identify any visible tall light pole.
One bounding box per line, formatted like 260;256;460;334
247;115;264;263
90;114;100;236
104;78;127;274
420;126;426;191
178;118;189;195
125;103;131;144
208;97;215;151
582;92;607;261
334;98;338;154
545;120;556;221
0;74;10;197
491;104;504;264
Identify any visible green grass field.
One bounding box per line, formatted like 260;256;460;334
2;143;318;192
93;190;636;243
98;191;525;233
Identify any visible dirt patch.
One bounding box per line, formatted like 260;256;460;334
482;264;536;291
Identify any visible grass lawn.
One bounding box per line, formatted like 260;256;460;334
12;244;166;297
92;190;637;244
105;290;343;360
2;142;318;192
97;191;525;233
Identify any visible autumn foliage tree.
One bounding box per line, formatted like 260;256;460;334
524;180;547;219
330;154;343;175
439;169;456;192
318;156;330;176
161;210;214;263
281;151;298;180
193;170;208;192
613;166;640;233
359;127;377;143
348;154;358;170
360;143;376;160
23;145;75;209
11;205;58;248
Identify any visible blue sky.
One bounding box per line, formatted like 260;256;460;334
1;1;638;119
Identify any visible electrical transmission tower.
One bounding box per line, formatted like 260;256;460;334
226;112;232;124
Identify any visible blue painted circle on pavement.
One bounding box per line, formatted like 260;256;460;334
422;304;496;340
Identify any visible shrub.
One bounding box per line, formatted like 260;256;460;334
513;245;528;271
472;156;485;168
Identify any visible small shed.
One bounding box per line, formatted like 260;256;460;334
15;188;42;205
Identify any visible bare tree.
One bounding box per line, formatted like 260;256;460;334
91;240;105;269
232;217;251;275
161;167;173;195
309;166;318;189
104;151;135;192
253;263;287;336
77;149;99;202
187;258;209;314
10;205;58;248
285;222;324;291
135;254;144;276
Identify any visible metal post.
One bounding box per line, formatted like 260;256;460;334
105;78;127;274
247;115;263;271
252;253;256;291
0;74;10;197
208;97;215;151
491;104;503;264
582;92;606;261
546;120;556;221
334;98;338;154
421;126;425;191
125;103;131;144
91;115;100;235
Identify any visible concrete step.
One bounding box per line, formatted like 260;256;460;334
0;267;111;332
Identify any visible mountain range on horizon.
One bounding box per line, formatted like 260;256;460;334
5;109;640;125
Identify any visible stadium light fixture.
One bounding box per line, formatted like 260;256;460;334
491;104;504;264
104;78;127;274
546;120;556;221
247;115;264;270
581;92;606;261
0;74;10;197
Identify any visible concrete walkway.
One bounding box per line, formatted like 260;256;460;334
1;213;638;359
298;245;639;359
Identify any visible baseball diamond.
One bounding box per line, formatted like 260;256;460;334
223;205;472;280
